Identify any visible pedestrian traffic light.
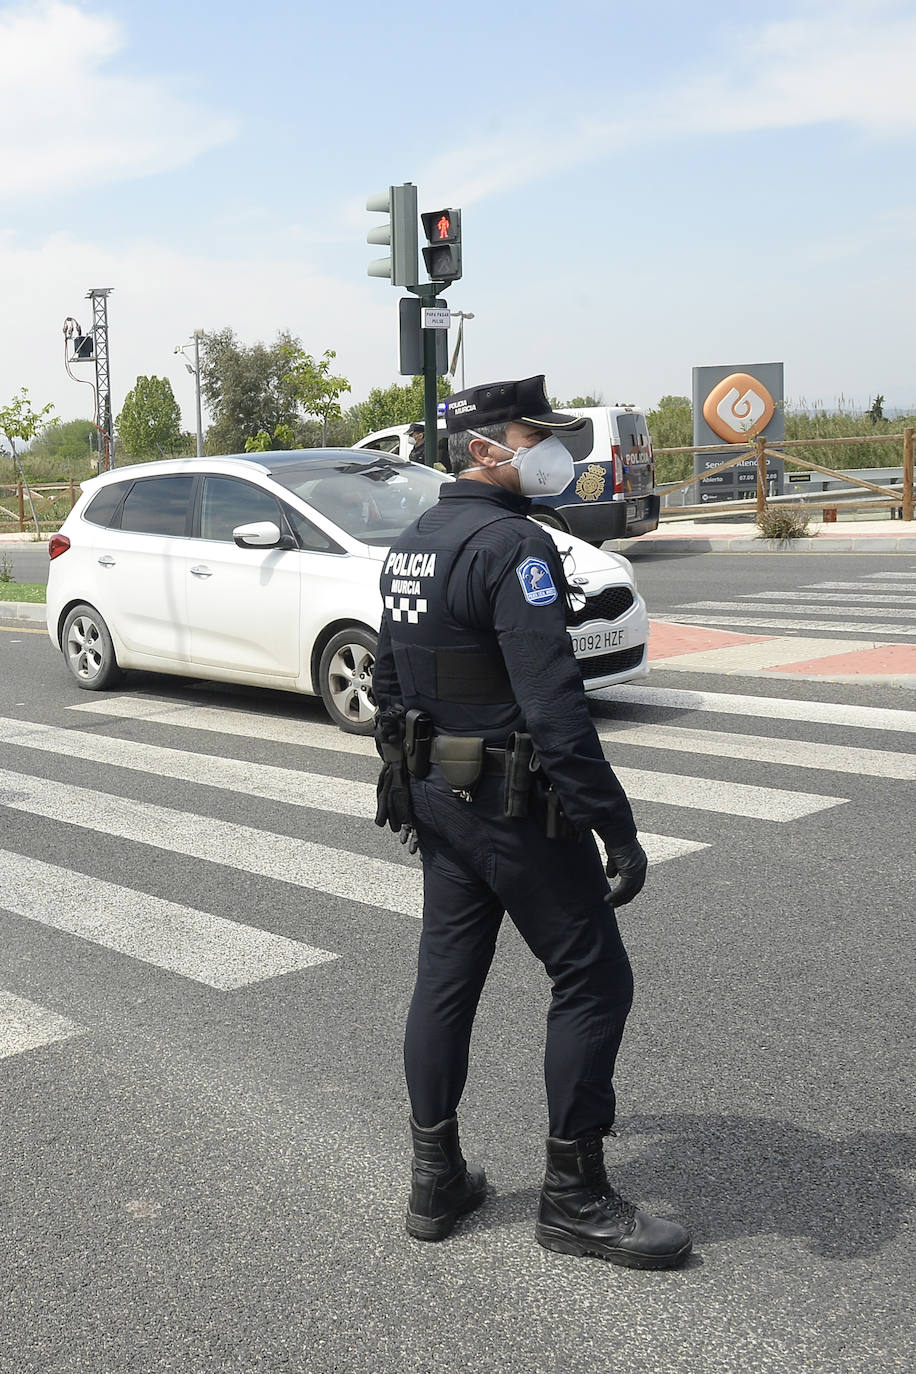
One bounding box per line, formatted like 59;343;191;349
366;183;419;288
421;208;462;283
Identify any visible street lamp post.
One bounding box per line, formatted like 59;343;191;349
174;330;205;457
450;311;475;389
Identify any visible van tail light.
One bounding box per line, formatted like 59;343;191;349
48;535;71;559
611;445;623;492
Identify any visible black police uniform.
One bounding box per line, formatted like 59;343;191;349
373;478;637;1141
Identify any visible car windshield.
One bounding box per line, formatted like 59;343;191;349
268;459;449;545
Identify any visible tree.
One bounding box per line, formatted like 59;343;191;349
563;394;604;408
27;418;99;476
347;375;451;438
116;376;185;457
200;327;302;454
284;348;351;445
0;388;57;533
646;395;693;483
867;394;885;425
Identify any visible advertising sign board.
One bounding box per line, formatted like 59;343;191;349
692;362;785;502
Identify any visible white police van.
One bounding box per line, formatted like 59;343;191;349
354;405;660;545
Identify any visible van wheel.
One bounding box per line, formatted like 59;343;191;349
531;511;567;533
318;627;378;735
61;604;123;691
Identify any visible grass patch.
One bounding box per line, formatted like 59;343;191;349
0;582;46;603
756;508;812;541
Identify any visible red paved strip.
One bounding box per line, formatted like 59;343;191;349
649;621;774;661
766;644;916;676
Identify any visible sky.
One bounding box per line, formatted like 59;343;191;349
1;0;915;438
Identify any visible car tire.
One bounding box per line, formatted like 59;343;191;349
61;603;124;691
530;511;567;533
318;626;378;735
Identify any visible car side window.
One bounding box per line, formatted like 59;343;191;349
285;508;339;554
83;481;132;527
199;477;283;541
119;476;194;536
369;436;401;455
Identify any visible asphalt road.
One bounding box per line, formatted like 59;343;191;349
0;558;913;1374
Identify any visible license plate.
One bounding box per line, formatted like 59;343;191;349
626;501;637;519
570;624;628;658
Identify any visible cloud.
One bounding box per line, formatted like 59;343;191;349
0;229;400;427
0;1;236;200
414;1;916;208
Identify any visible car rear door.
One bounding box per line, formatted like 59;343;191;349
95;474;194;661
186;475;301;678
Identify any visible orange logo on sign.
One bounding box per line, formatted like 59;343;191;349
703;372;776;444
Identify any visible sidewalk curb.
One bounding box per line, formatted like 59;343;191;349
0;602;46;622
609;536;916;554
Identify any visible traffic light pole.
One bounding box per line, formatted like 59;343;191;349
408;282;446;466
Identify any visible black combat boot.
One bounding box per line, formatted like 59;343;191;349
535;1134;692;1270
406;1115;488;1241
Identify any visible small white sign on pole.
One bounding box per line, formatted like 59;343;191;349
421;308;451;330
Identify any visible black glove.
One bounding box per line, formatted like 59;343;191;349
604;839;648;907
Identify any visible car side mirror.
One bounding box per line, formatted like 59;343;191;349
232;521;293;549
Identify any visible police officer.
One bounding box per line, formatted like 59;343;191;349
373;376;691;1270
406;422;425;465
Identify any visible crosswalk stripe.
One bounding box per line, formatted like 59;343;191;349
612;766;843;820
598;685;916;734
0;990;84;1060
737;591;916;606
653;613;914;636
598;724;915;780
0;712;841;822
69;697;377;757
673;601;916;621
0;764;422;918
0;716;377;817
808;579;916;590
860;572;916;581
0;850;337;990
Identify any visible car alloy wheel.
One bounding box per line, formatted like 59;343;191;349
318;627;378;734
61;603;123;691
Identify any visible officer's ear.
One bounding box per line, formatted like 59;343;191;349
467;435;494;464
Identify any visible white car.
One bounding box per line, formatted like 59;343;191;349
46;450;649;734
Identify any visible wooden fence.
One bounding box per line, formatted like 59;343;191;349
655;428;915;521
0;482;80;532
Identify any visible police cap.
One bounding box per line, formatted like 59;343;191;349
441;375;587;435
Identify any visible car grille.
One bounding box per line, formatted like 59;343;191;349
566;586;634;627
578;644;645;681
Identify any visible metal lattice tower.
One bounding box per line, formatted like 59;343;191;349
86;288;114;469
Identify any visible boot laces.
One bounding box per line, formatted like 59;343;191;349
600;1186;638;1224
582;1135;637;1222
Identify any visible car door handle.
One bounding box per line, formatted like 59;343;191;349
190;565;213;578
97;555;116;567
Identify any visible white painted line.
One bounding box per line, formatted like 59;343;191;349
0;717;377;817
808;579;916;590
0;990;84;1061
599;724;916;780
611;767;844;821
596;684;916;734
653;613;914;636
637;833;709;863
860;572;916;581
0;850;337;990
0;766;421;918
70;697;377;758
738;592;916;606
673;601;916;621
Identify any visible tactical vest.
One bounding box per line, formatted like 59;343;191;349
380;502;521;722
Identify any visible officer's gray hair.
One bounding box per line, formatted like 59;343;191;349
448;421;510;474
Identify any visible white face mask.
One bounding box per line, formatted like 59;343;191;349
467;431;575;497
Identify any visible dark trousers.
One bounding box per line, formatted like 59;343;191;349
405;766;634;1140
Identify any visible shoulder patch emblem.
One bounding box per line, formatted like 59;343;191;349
516;557;558;606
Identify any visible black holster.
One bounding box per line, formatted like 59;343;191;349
374;705;413;835
504;731;538;818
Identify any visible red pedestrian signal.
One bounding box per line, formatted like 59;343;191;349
421;207;462;283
